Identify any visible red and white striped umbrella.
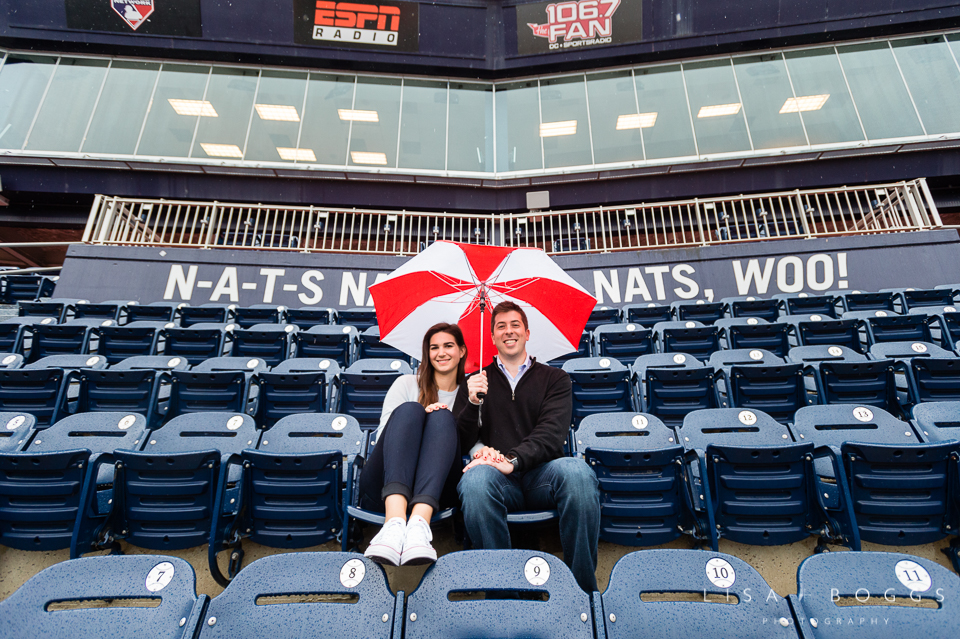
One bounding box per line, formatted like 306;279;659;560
368;241;596;373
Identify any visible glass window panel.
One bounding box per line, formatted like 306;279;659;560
243;70;307;164
191;67;258;159
83;61;159;155
585;70;643;165
733;54;806;150
783;49;863;146
683;59;752;155
25;58;108;153
447;82;493;172
0;55;57;150
137;64;210;157
837;42;923;140
540;75;592;169
495;80;541;172
348;76;401;168
634;64;696;160
398;79;446;171
893;37;960;135
299;73;353;166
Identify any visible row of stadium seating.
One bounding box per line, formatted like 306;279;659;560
1;548;957;638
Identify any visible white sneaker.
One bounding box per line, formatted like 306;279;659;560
364;517;406;566
400;515;437;566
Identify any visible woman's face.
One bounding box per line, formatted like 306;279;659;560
429;331;465;374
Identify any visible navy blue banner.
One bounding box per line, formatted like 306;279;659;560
64;0;202;37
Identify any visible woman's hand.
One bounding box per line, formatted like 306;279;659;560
424;402;448;413
473;446;503;462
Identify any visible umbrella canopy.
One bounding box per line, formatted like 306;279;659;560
369;241;597;372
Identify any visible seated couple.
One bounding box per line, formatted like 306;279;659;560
359;301;600;592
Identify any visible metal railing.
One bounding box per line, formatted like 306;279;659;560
83;179;942;256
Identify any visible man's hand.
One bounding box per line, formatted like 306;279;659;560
463;453;513;475
424;402;448;413
467;370;487;405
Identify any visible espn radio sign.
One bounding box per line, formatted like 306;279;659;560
294;0;419;52
516;0;642;55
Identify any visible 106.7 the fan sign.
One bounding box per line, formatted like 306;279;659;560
517;0;642;55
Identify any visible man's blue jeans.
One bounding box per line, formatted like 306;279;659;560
457;456;600;592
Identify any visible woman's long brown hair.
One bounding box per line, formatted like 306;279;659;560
417;323;467;406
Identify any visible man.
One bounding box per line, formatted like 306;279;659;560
454;300;600;592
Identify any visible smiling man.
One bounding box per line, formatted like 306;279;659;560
454;300;600;592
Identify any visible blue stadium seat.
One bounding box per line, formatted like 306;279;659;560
593;323;654;365
208;414;362;585
233;304;286;328
790;551;960;638
25;323;96;362
716;317;791;357
679;408;854;551
884;287;956;312
96;323;163;364
787;344;867;366
0;353;23;369
868;340;954;362
935;282;960;298
574;412;691;546
73;301;128;324
708;348;785;374
18;300;74;323
562;357;635;427
126;301;181;324
167;369;255;419
294;325;358;367
179;303;236;327
723;362;808;425
231;324;297;367
358;326;409;361
196;553;400;639
774;292;838;318
781;313;865;352
602;550;802;639
911;401;960;443
68;366;166;429
113;355;191;371
0;367;70;426
403;551;594;639
0;413;147;552
813;358;902;415
586;306;619;332
1;274;55;303
162;324;234;365
621;303;672;327
856;312;934;345
920;307;960;349
338;307;378;331
631;352;703;382
0;412;35;452
671;300;724;324
0;555;207;639
0;317;54;354
340;359;412;430
547;331;591;367
255;359;340;427
25;354;107;372
638;365;721;428
652;321;721;361
838;290;896;313
82;413;257;557
286;305;338;328
721;296;781;322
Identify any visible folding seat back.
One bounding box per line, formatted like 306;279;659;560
168;370;252;418
2;274;55;303
774;293;838;317
862;313;933;345
294;325;358;367
337;307;377;331
255;363;334;427
937;309;960;348
0;555;206;639
26;323;94;362
126;302;179;323
725;363;807;425
0;318;49;354
179;304;235;327
106;413;257;553
340;359;412;430
722;296;780;322
0;412;35;452
404;551;594;639
594;323;654;365
911;401;960;442
893;287;956;312
208;414;363;585
671;300;724;324
575;412;691;546
783;314;864;352
562;357;634;427
679;408;847;550
547;331;591;367
621;303;672;327
113;355;190;371
840;290;896;313
586;306;619;332
0;413;146;552
358;326;408;361
286;306;337;329
162;325;231;365
231;324;297;366
602;550;801;639
0;367;69;426
719;319;790;357
196;553;399;639
641;366;721;428
790;552;960;639
233;304;285;328
97;324;161;364
631;352;702;383
653;321;721;361
72;367;165;429
73;301;123;323
19;300;70;322
814;359;901;414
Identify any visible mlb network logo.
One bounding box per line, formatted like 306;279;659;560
111;0;154;30
312;2;403;46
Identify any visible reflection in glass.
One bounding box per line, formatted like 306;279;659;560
540;75;592;168
192;67;258;158
586;70;644;164
0;55;57;150
634;65;696;160
893;37;960;135
683;59;751;155
137;64;210;157
26;58;108;152
447;82;492;172
83;61;159;155
398;79;447;171
244;71;307;163
783;49;863;146
348;76;401;167
300;74;353;166
838;43;923;140
733;54;806;150
495;81;542;171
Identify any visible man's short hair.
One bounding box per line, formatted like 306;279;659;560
490;300;529;332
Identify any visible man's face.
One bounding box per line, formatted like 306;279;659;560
492;310;530;359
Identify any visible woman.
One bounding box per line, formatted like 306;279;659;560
360;322;466;566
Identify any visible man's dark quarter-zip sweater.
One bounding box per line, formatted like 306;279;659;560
453;358;573;473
